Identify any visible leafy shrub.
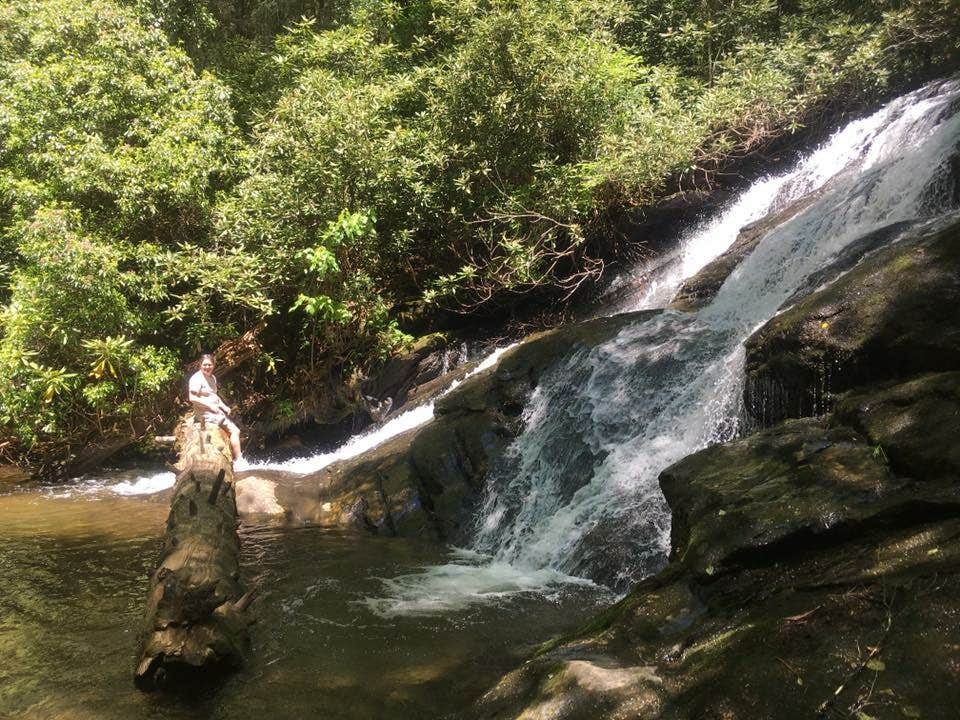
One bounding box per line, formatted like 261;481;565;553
0;0;250;467
0;207;178;453
1;0;957;471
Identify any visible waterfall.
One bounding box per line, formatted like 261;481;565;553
369;77;960;614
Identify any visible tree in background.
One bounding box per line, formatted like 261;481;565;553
0;0;956;473
0;0;267;471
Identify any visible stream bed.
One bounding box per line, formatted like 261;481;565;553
0;481;610;719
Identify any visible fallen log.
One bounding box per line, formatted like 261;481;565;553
134;417;251;691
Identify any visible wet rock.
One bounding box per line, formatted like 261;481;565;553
744;214;960;427
256;333;462;457
235;476;285;516
268;428;438;538
660;417;902;578
473;378;960;719
780;219;915;306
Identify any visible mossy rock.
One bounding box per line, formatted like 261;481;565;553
660;417;903;578
472;373;960;719
743;216;960;426
835;371;960;482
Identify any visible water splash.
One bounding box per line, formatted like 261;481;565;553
39;467;177;499
361;548;603;618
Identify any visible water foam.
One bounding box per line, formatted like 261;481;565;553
361;548;601;618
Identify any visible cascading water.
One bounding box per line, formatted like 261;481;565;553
370;77;960;613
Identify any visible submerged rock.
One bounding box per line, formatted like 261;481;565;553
0;464;30;485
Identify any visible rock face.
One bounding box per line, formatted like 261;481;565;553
362;332;465;409
253;332;467;459
474;373;960;719
236;312;650;541
744;214;960;427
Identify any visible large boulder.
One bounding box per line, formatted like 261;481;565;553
661;417;902;578
834;371;960;482
744;214;960;427
473;375;960;719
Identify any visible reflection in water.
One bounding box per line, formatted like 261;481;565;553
0;489;606;719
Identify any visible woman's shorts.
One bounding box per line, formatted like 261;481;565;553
198;412;239;433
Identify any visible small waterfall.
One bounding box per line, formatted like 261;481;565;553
371;77;960;612
253;344;513;474
55;345;514;499
475;78;960;586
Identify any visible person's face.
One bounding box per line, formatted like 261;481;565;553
201;359;215;377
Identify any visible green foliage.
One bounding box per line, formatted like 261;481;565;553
0;0;254;466
0;0;238;236
219;0;642;311
288;210;411;365
1;0;957;471
0;207;179;450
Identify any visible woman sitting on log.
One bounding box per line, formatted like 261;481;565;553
188;353;245;468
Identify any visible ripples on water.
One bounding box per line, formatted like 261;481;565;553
0;490;608;719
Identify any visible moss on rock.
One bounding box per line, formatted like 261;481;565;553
743;217;960;426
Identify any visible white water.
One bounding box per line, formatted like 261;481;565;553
40;466;177;499
250;344;514;473
368;77;960;614
603;90;922;314
56;345;514;498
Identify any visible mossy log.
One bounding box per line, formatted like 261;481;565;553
134;417;251;691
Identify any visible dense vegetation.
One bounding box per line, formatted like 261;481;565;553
0;0;957;474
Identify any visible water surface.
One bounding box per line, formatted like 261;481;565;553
0;486;609;719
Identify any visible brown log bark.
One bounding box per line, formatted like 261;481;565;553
134;417;251;691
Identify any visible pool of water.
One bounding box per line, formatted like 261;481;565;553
0;484;610;719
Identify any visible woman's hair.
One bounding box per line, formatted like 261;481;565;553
199;353;215;365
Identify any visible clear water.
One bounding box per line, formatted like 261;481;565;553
0;487;609;719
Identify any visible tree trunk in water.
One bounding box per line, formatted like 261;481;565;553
134;417;251;691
